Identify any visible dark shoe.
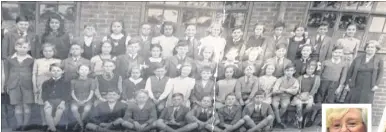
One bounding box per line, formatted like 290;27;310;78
277;122;287;129
12;126;24;131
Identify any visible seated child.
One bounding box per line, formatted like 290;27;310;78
235;65;259;106
122;66;146;104
186;96;222;132
242;91;275;132
121;89;157;132
85;90;127;132
218;93;245;132
216;65;238;108
253;64;277;104
190;66;218;108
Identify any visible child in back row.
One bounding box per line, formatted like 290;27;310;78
152;21;179;58
78;24;101;60
103;20;131;56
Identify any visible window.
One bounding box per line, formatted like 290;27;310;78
145;1;250;38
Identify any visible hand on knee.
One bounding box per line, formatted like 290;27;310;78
243;115;251;120
71;105;79;112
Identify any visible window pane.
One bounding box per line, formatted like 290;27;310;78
182;10;213;27
311;2;341;10
307;12;336;36
147;8;164;24
342;2;358;10
58;5;75;22
184;2;210;7
20;2;36;20
163;10;178;23
225;1;247;8
368;17;385;33
357;1;373;12
39;4;59;21
2;3;20;20
375;2;386;13
339;14;367;30
223;11;246;28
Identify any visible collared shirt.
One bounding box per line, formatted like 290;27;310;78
128;53;138;59
84;36;93;46
316;35;325;42
129;77;143;85
149;57;162;63
303;74;315;78
11;53;32;63
233;38;241;43
141;35;148;41
72;56;81;61
255;103;261;111
201;80;208;87
331;58;341;64
274;35;281;41
108;102;117;111
300;57;311;63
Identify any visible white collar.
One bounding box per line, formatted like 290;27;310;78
149;57;162;62
52;76;62;81
141;35;148;40
303;74;315;78
233;38;241;42
331;58;341;64
110;33;124;39
72;56;81;61
11;53;32;59
128;53;137;59
129;77;143;84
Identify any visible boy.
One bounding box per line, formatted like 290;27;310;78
218;93;245;132
186;96;222;132
154;93;193;132
144;64;173;111
167;41;195;78
218;48;242;79
3;38;34;131
132;22;152;58
268;22;289;48
235;65;258;106
61;44;90;81
41;63;71;132
271;64;299;129
242;91;274;132
291;61;320;128
85;89;127;132
121;89;157;132
77;24;101;60
293;44;317;77
310;22;333;62
183;24;201;60
116;37;145;78
224;26;246;60
265;44;292;78
190;66;218;108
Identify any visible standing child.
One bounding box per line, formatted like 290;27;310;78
194;46;217;79
216;66;238;108
186;96;222;132
310;22;334;62
41;63;71;132
70;65;96;131
218;48;241;79
152;21;179;58
32;43;61;128
78;24;101;60
242;91;275;132
41;15;71;59
287;25;310;62
271;64;299;129
293;44;316;77
143;44;166;79
240;47;264;76
254;64;277;104
121;89;157;132
116;38;145;78
218;93;245;132
235;65;259;106
95;60;123;106
190;66;219;108
103;20;131;56
291;61;320;128
90;41;117;76
132;23;152;58
268;22;289;48
336;24;360;65
3;38;34;131
144;64;173;111
121;66;146;104
61;44;91;81
166;64;196;107
265;44;292;78
183;24;201;60
200;23;226;63
166;41;195;78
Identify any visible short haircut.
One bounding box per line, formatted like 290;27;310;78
172;93;184;99
151;44;163;51
200;66;213;73
77;64;91;71
284;63;295;70
201;95;213;101
326;108;367;130
273;21;285;29
176;40;189;48
275;44;287;50
347;24;357;29
207;23;224;35
106;89;120;95
71;43;84;49
225;93;236;99
41;43;57;55
135;89;149;97
364;40;381;51
253;22;265;32
49;63;63;71
128;37;141;45
231;26;244;33
185;24;196;30
332;44;344;51
15;38;30;47
160;21;176;34
16;16;29;23
102;60;116;67
301;44;313;51
153;63;166;70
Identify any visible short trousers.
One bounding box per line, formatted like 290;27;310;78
9;86;34;105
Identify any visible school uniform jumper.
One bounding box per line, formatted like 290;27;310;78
33;58;61;104
121;78;146;101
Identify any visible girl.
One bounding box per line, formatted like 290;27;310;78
79;24;101;60
70;65;96;131
199;23;226;63
194;46;217;79
245;23;273;61
95;60;122;106
240;47;264;76
287;25;310;62
254;64;277;104
166;64;196;108
62;44;90;81
90;41;117;76
143;44;166;79
41;15;71;59
336;24;361;65
151;21;179;58
216;65;238;108
32;43;61;127
122;66;146;104
103;20;131;56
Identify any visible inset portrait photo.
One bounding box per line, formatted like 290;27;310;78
322;104;371;132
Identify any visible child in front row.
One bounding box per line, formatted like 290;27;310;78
265;44;292;78
190;66;218;108
95;60;122;106
242;91;275;132
122;66;146;104
70;65;96;131
271;64;299;129
62;43;91;81
186;95;222;132
235;65;259;106
218;93;245;132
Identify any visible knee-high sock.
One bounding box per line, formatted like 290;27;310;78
23;105;31;126
15;105;24;127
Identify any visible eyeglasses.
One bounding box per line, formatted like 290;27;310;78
329;121;364;132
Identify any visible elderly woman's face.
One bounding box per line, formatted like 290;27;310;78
365;43;377;55
329;109;366;132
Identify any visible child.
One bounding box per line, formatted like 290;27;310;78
310;22;333;62
103;20;131;56
218;93;245;132
190;66;219;108
291;61;320;128
95;60;123;106
116;37;145;78
166;41;195;78
287;25;310;62
132;22;152;58
166;64;196;107
2;16;39;59
240;47;264;76
152;21;179;58
218;48;241;79
245;23;272;61
143;44;166;79
41;15;71;59
268;22;289;48
3;38;34;131
200;23;226;62
144;64;173;111
121;89;157;132
224;26;245;60
265;44;293;78
122;66;146;103
194;46;217;79
242;91;275;132
90;41;117;76
78;24;101;60
317;46;348;103
336;24;360;64
32;43;61;127
271;64;299;129
293;44;316;77
216;66;238;108
186;96;222;132
235;65;258;106
61;44;91;81
41;63;71;132
155;93;193;132
184;24;201;60
70;65;96;131
254;64;277;104
85;90;127;132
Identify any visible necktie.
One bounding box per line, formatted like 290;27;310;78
171;107;177;120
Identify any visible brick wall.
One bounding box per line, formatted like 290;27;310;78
373;55;386;125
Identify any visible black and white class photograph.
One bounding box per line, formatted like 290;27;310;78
1;1;386;132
